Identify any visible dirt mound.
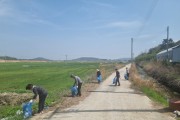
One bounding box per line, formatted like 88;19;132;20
0;93;32;105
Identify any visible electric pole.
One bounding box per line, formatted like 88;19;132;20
131;38;133;62
166;26;169;61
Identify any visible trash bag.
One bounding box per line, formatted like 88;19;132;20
124;73;128;80
71;86;78;97
97;75;102;83
113;77;116;84
22;102;33;119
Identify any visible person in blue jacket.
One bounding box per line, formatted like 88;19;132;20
96;69;102;83
26;84;48;114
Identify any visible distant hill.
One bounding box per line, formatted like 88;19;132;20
31;57;51;61
0;56;51;61
116;58;131;62
71;57;131;62
0;56;17;60
0;56;130;62
72;57;108;62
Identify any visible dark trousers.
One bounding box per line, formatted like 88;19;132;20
115;77;120;86
38;94;47;113
77;83;82;96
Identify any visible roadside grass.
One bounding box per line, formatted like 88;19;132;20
130;63;168;107
0;62;118;119
138;61;180;93
141;87;168;106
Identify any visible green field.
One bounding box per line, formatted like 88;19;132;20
0;61;117;119
0;62;99;92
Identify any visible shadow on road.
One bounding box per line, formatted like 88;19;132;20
54;108;170;114
88;90;143;94
45;107;170;119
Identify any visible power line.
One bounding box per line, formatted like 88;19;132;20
136;29;166;41
136;0;159;37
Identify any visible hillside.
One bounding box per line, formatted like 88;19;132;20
72;57;108;62
0;56;51;61
0;56;17;60
135;39;180;62
31;57;51;61
0;56;131;63
72;57;131;62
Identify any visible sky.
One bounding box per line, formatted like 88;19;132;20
0;0;180;60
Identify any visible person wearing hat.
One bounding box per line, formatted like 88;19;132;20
96;69;102;84
26;84;48;114
70;74;83;96
115;68;120;86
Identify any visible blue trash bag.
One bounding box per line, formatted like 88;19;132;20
71;86;78;97
124;73;128;80
113;77;116;84
22;101;33;119
97;75;102;82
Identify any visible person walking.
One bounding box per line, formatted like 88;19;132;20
70;74;83;96
26;84;48;114
115;68;120;86
96;69;102;84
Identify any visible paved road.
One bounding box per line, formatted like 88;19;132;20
45;64;174;120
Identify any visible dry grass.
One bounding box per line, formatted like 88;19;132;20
140;61;180;94
130;64;153;89
129;63;174;106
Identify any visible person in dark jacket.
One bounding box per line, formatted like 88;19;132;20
26;84;48;114
96;69;102;84
115;68;120;86
70;74;83;96
126;67;129;80
126;67;129;77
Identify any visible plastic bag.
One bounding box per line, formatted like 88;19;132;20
124;73;128;80
97;75;102;81
113;77;116;84
71;86;78;97
22;102;33;118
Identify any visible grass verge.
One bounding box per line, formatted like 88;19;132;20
130;63;169;107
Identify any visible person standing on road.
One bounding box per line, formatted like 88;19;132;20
126;67;129;80
26;84;48;114
96;69;102;84
70;74;83;96
115;68;120;86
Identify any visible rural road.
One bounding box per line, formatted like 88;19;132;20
42;64;174;120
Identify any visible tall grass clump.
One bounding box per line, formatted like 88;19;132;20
138;61;180;93
130;63;169;106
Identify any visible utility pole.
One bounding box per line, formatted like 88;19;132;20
131;38;133;62
166;26;169;61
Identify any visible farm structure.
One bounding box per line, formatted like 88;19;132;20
156;44;180;62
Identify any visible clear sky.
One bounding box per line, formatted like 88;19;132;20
0;0;180;60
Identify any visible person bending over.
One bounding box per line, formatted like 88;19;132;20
26;84;48;114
